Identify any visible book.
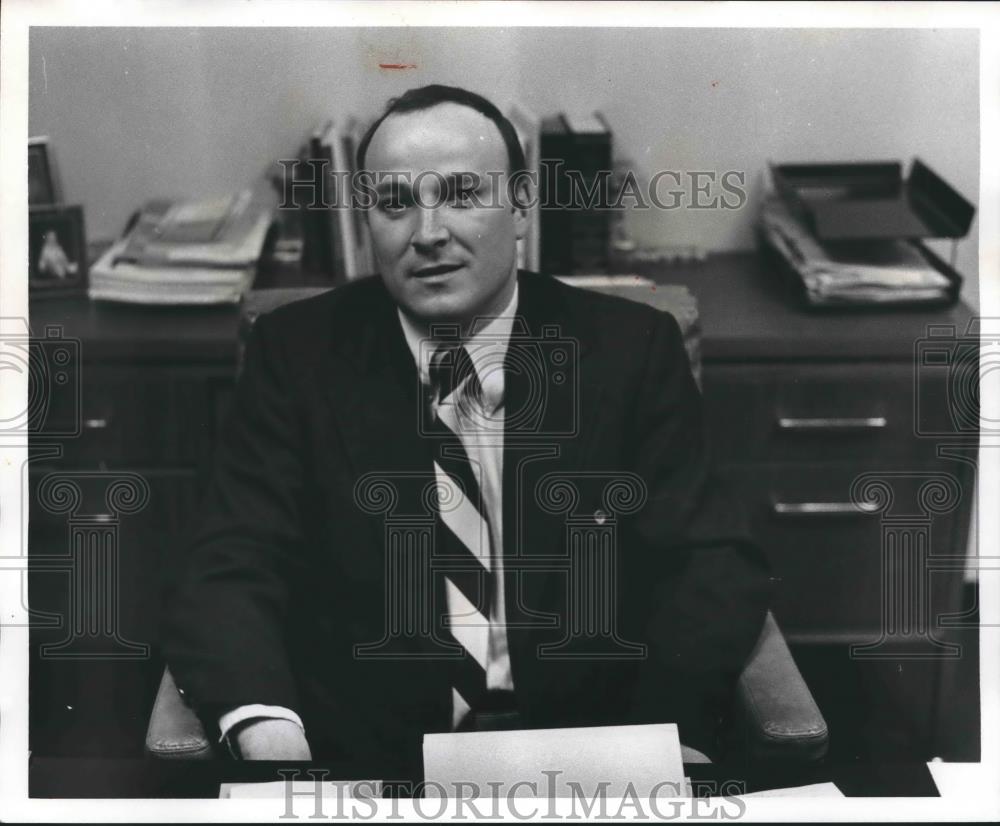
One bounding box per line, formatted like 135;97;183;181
304;120;338;280
539;112;613;274
325;119;361;281
540;114;574;274
307;117;378;283
343;116;376;277
508;104;541;272
565;112;612;272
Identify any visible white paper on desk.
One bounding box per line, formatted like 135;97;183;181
737;782;844;799
423;723;684;799
219;779;381;799
556;274;652;288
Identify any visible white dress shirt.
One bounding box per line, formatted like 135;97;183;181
219;282;519;743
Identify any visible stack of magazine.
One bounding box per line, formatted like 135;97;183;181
89;186;274;305
759;197;952;306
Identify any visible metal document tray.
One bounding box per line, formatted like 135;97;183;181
770;159;975;241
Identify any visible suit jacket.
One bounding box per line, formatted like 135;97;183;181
163;270;770;778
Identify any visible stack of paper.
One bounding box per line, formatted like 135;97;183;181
89;186;274;305
760;198;951;305
220;780;380;800
423;723;685;798
737;782;844;798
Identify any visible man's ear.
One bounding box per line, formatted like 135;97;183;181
511;177;531;241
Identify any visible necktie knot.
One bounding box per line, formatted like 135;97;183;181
429;342;481;406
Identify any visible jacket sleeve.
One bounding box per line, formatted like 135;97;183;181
623;309;772;755
162;314;306;725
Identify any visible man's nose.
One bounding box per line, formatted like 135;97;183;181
412;207;450;252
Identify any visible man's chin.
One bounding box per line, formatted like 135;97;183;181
401;291;475;327
390;272;516;329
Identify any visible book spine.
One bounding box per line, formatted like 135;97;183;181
302;130;335;278
539;113;613;274
539;114;574;275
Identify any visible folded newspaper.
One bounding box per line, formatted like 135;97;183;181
759;197;951;304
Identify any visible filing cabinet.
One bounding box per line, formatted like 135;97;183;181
660;255;978;761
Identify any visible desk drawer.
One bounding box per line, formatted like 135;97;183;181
28;468;204;645
723;462;969;642
31;368;221;468
704;362;953;464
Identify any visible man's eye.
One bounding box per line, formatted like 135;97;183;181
378;192;412;213
449;188;476;208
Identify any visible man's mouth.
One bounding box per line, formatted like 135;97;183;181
411;263;464;279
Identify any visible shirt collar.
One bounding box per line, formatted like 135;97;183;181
397;281;519;414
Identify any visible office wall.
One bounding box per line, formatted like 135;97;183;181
27;27;520;240
29;27;980;305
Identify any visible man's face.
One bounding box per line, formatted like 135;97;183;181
364;102;528;327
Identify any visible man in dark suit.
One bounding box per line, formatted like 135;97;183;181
164;85;770;775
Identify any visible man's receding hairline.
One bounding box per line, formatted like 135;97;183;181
364;100;515;174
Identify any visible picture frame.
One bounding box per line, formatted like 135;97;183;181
29;205;88;295
28;136;60;206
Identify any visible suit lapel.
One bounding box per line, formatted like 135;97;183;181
324;288;431;484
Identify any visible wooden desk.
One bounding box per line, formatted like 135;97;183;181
26;253;978;763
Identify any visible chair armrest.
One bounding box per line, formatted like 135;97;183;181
144;667;214;760
735;612;829;762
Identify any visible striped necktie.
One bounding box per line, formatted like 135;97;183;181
427;342;494;726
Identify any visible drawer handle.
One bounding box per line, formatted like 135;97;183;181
83;417;111;430
777;416;887;431
772;501;879;516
